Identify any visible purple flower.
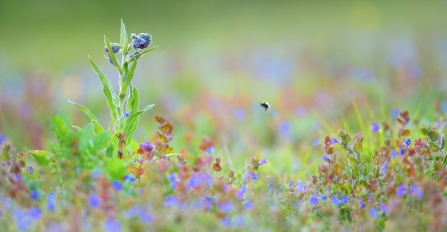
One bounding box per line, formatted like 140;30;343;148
91;169;100;179
296;181;306;192
234;216;245;227
396;184;407;197
237;184;246;199
124;205;143;219
409;184;423;200
369;207;378;218
143;141;154;152
258;158;268;165
131;33;152;49
203;196;213;210
221;217;232;227
244;200;254;210
371;123;380;133
313;139;319;146
330;138;341;144
124;175;136;183
164;195;178;208
309;195;318;205
251;172;258;180
47;192;56;212
321;195;327;201
88;194;100;208
332;196;341;206
400;149;405;155
219;201;233;213
187;172;214;189
123;112;130;118
380;203;390;215
359;200;365;209
380;163;388;175
403;138;411;147
112;180;123;191
390;108;400;119
104;43;121;53
342;195;348;204
28;166;34;173
103;219;121;232
31;190;39;200
140;211;153;224
28;208;42;220
279;122;291;135
234;108;245;120
321;154;330;163
169;173;178;190
391;150;397;158
0;134;6;145
205;146;215;155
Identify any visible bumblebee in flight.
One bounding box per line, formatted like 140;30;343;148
260;102;270;111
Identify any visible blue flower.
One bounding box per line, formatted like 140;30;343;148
330;138;341;144
112;181;123;191
124;175;136;183
342;195;348;204
237;184;246;199
251;172;258;180
124;205;143;219
0;209;2;217
164;195;178;208
371;123;380;133
390;108;400;119
403;138;411;147
332;196;340;206
234;216;245;227
123;112;130;118
279;122;291;135
28;166;34;173
313;139;319;146
219;201;233;213
380;163;388;175
140;211;152;224
321;154;330;162
221;217;232;227
396;184;407;198
104;43;121;53
169;173;178;190
143;141;154;152
47;192;56;212
441;102;447;113
391;150;397;158
131;33;152;49
258;158;268;165
205;146;215;155
400;149;405;155
91;169;100;179
244;200;254;210
187;172;214;189
321;195;327;201
31;190;39;200
103;219;121;232
409;184;423;200
296;181;306;192
0;134;7;145
234;108;245;120
380;203;390;215
359;200;365;209
28;208;42;220
88;194;100;208
369;207;378;218
309;195;318;205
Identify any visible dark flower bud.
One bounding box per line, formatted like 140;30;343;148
131;33;152;49
129;51;140;60
104;43;121;53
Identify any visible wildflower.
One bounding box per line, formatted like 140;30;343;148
279;122;291;134
403;138;411;147
396;184;407;197
0;134;6;144
31;190;39;200
234;108;245;120
28;208;42;220
140;211;152;224
321;195;327;201
187;172;214;189
434;121;441;128
251;172;258;180
123;112;130;118
219;201;233;213
390;108;400;119
313;139;319;146
164;195;178;208
221;217;232;227
258;158;268;165
371;123;380;133
380;203;390;215
0;210;2;217
380;163;388;175
296;181;306;192
104;43;121;53
359;200;365;209
128;51;140;60
330;138;341;144
204;196;213;210
143;141;154;152
369;207;378;218
391;150;397;158
237;184;246;199
91;169;100;179
309;195;318;205
244;200;254;210
169;173;178;190
88;194;100;208
47;192;56;212
321;154;330;162
400;149;405;155
268;183;274;191
342;195;348;204
13;209;31;231
205;146;215;155
124;205;143;219
28;166;34;173
131;33;152;49
112;180;123;191
332;196;341;206
409;184;423;200
124;175;136;183
103;219;121;232
234;216;245;227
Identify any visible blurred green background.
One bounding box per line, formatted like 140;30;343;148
1;0;447;176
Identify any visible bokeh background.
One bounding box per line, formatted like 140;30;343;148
1;0;447;176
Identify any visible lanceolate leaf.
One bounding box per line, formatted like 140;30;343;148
120;19;128;54
30;150;53;166
67;100;98;121
104;36;121;72
126;46;158;63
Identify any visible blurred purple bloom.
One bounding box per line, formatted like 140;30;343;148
31;190;39;200
390;108;400;119
143;141;154;152
124;175;136;183
28;166;34;173
369;207;378;218
330;138;341;144
237;184;246;199
13;209;31;231
396;184;407;197
403;138;411;147
140;211;152;224
409;184;423;200
434;121;441;128
391;150;397;158
0;135;6;145
205;146;215;155
380;163;388;175
371;123;380;133
234;216;245;227
91;169;100;179
88;194;100;208
359;200;365;209
400;149;405;155
244;200;253;210
251;172;258;180
47;192;56;212
332;196;341;206
204;196;213;210
279;122;291;135
112;180;123;191
164;195;178;208
342;195;348;204
380;203;390;215
440;102;447;113
5;199;11;210
296;181;306;192
131;33;152;49
103;219;121;232
0;210;2;217
169;173;178;190
268;183;273;192
188;172;214;189
313;139;319;146
124;205;143;219
322;154;330;163
28;207;42;220
219;201;233;213
321;195;327;201
123;112;130;118
309;195;318;205
258;158;268;165
221;217;232;227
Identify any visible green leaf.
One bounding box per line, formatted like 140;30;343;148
67;100;98;121
349;157;357;165
30;150;53;166
143;104;155;111
429;131;439;141
126;46;158;63
131;86;140;113
429;141;439;150
120;19;128;54
88;56;119;123
92;120;105;134
104;36;121;71
105;158;127;180
72;125;83;132
119;59;137;98
441;137;446;150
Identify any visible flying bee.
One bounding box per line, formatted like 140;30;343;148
260;102;269;111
